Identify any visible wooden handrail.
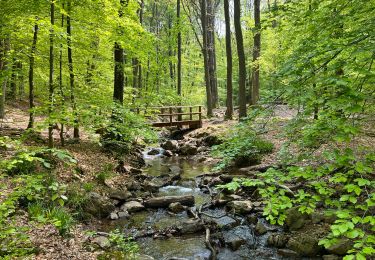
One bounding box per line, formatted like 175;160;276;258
158;112;201;117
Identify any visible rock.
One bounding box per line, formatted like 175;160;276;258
163;150;173;157
277;249;299;258
161;140;179;151
310;212;325;224
108;189;132;201
285;207;309;231
92;236;110;249
287;235;322;256
203;135;222;146
84;192;116;218
169;202;185;213
323;255;341;260
223;226;255;251
227;200;253;214
120;201;145;213
136;254;155;260
327;238;352;255
227;194;242;200
147;148;160;155
144;195;195;208
179;219;205;234
247;214;258;225
118;211;129;218
126;180;141;191
323;213;337;224
143;180;164;192
255;221;268;235
180;143;198;155
110;212;119;220
130;167;142;175
267;234;289;248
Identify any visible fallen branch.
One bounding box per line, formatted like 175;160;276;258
205;227;216;260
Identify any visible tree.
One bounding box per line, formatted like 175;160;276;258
48;0;55;148
27;21;38;129
234;0;247;119
251;0;261;105
224;0;233;119
67;0;79;139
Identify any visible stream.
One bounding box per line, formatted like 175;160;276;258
103;147;287;260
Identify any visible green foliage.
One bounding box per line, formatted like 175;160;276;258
212;122;274;170
217;149;375;258
107;229;139;258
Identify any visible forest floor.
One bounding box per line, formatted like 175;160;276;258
1;103;374;259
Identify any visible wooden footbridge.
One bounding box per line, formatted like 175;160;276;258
136;105;203;129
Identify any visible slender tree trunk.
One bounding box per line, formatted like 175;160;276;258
132;57;138;102
224;0;233;120
234;0;247;119
200;0;213;117
48;0;55;148
0;37;10;119
137;0;143;92
177;0;182;98
59;7;65;146
28;22;38;129
251;0;261;105
18;62;24;99
67;0;79;139
9;58;17;100
168;13;174;88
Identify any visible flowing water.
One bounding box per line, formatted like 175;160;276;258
105;148;288;260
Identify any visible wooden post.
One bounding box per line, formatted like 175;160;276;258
190;106;193;120
169;107;173;126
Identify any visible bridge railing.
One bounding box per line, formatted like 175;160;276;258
136;105;202;128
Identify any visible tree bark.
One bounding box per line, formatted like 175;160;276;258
251;0;261;105
200;0;213;117
27;21;38;129
234;0;247;119
9;58;17;100
224;0;233;120
48;0;55;148
177;0;182;98
67;0;79;139
0;37;10;119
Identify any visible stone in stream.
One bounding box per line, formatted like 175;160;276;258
163;150;173;157
286;235;323;256
118;211;130;218
109;212;119;220
144;195;195;208
327;238;352;255
168;202;185;213
148;148;160;155
161;140;179;151
180;143;198;155
120;201;145;213
285;207;309;231
227;200;253;214
84;192;116;218
178;219;205;234
277;249;299;258
223;225;255;251
255;221;268;235
267;233;289;248
211;216;238;230
108;188;132;201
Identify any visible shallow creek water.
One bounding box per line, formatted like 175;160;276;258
104;148;287;260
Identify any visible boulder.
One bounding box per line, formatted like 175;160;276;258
108;189;132;201
255;221;268;235
286;235;323;256
168;202;185;213
180;143;198;155
163;150;173;157
227;200;253;214
285;207;309;231
118;211;130;219
267;234;289;248
223;226;255;250
92;236;111;249
84;192;116;218
161;140;179;151
179;219;205;234
120;201;145;213
327;238;352;255
277;249;299;258
148;148;160;155
203;135;222;146
110;212;119;220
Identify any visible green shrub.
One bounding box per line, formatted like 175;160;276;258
212;123;274;170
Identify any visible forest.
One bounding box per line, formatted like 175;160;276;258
0;0;374;259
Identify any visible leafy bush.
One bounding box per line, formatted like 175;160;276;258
217;149;375;259
212;123;274;170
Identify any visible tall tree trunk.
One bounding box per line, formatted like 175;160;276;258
132;57;138;102
59;7;65;146
48;0;55;148
28;22;38;129
113;0;126;104
177;0;182;97
137;0;143;92
234;0;247;119
206;0;218;108
200;0;213;117
0;37;10;119
251;0;261;105
9;58;17;100
224;0;233;120
168;12;174;88
67;0;79;139
18;62;24;98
